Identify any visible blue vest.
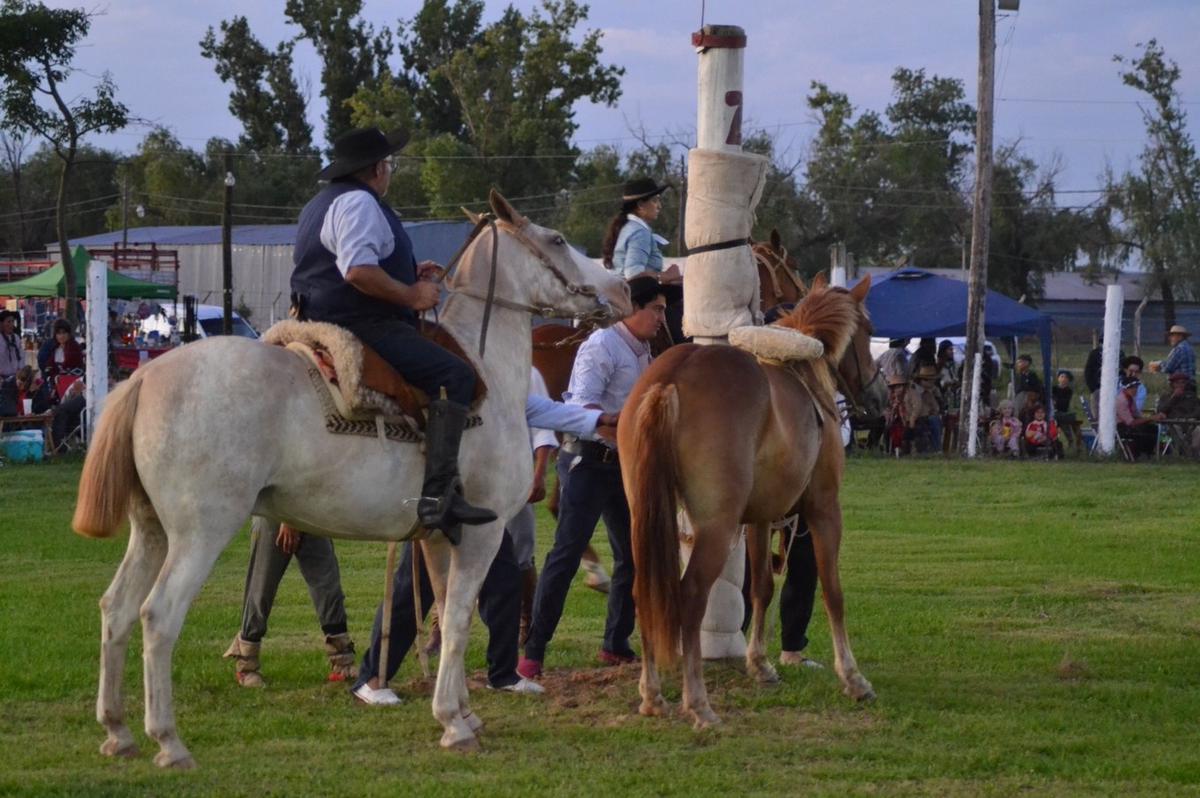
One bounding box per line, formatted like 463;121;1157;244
291;180;417;325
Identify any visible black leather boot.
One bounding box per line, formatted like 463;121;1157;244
418;399;497;544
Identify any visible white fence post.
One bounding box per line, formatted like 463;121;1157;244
1097;284;1123;455
85;260;109;441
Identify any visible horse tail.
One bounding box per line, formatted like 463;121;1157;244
73;376;144;539
630;381;683;667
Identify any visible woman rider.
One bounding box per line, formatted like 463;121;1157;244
602;177;684;342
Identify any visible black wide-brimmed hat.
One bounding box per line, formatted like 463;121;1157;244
622;177;670;203
318;127;410;181
627;274;683;306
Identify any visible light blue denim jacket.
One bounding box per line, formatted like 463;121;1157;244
612;216;665;279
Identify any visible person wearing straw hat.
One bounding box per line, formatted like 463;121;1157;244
1149;325;1195;385
290;126;496;541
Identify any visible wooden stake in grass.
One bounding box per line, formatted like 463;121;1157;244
378;541;398;689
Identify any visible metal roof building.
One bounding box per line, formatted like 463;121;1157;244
68;221;476;328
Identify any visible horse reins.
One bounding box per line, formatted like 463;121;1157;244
753;243;807;301
431;214;611;357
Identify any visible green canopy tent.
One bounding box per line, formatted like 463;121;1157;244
0;245;175;299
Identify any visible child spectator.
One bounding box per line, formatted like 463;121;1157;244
1023;405;1061;459
1051;370;1080;451
989;399;1022;457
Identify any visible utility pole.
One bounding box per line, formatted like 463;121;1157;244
222;150;235;335
959;0;998;454
120;175;129;249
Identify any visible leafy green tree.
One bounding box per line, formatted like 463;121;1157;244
200;17;314;154
0;0;128;323
1103;39;1200;331
351;0;623;217
283;0;392;147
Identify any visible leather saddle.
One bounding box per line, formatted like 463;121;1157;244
262;320;486;428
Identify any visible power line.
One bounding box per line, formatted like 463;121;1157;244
1000;96;1200;106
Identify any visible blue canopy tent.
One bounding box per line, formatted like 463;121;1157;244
856;268;1054;410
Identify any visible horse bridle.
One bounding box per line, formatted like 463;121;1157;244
434;214;614;356
752;243;807;302
833;313;883;421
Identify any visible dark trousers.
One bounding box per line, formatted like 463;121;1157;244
344;317;475;406
524;452;636;662
779;523;818;652
354;530;523;690
239;524;348;642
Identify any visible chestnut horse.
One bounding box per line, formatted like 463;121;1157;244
618;275;878;729
752;229;806;315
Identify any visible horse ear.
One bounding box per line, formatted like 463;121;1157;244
770;228;782;249
811;271;829;291
489;188;529;228
461;207;482;225
849;272;872;302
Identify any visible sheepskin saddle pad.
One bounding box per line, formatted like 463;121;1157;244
263;320;485;439
728;325;824;364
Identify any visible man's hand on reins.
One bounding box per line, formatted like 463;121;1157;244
417;260;444;281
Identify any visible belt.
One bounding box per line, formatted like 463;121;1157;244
577;440;619;464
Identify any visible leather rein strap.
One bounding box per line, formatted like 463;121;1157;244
436;215;609;358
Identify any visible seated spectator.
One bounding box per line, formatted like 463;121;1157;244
1052;370;1081;452
910;365;942;453
1118;356;1148;412
1153;372;1200;457
0;365;53;417
1023;405;1061;459
51;377;86;450
989;399;1022;457
1014;354;1043;423
1116;376;1157;459
38;319;84;397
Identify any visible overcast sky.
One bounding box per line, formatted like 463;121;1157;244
45;0;1200;202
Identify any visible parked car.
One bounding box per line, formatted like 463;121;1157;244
139;303;259;342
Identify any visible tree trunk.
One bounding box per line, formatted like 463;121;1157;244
56;147;77;328
1160;276;1177;340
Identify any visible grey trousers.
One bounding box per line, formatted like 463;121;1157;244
239;517;349;643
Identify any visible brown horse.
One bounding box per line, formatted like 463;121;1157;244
752;229;806;315
618;275;877;729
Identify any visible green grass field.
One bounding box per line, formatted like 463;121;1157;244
1;457;1198;796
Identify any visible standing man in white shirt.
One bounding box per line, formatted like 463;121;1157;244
518;275;680;680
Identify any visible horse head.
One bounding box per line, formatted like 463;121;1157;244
453;190;632;325
753;228;806;314
838;275;886;419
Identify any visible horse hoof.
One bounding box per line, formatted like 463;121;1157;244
462;711;484;734
845;676;876;703
154;751;197;770
639;696;668;717
444;735;482;754
99;739;139;758
690;710;722;731
752;663;780;684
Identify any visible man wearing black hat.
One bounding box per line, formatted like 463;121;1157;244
291;127;495;538
518;274;682;680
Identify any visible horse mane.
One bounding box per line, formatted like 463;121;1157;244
773;284;865;409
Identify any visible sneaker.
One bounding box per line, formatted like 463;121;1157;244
779;650;824;669
597;648;639;666
516;656;543;680
488;677;545;695
581;560;611;593
352;683;402;706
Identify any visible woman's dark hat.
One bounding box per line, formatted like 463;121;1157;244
627;274;682;306
318;127;410;181
622;177;670;203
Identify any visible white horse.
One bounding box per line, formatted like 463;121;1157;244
73;190;632;768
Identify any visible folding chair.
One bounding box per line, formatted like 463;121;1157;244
1079;395;1135;460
